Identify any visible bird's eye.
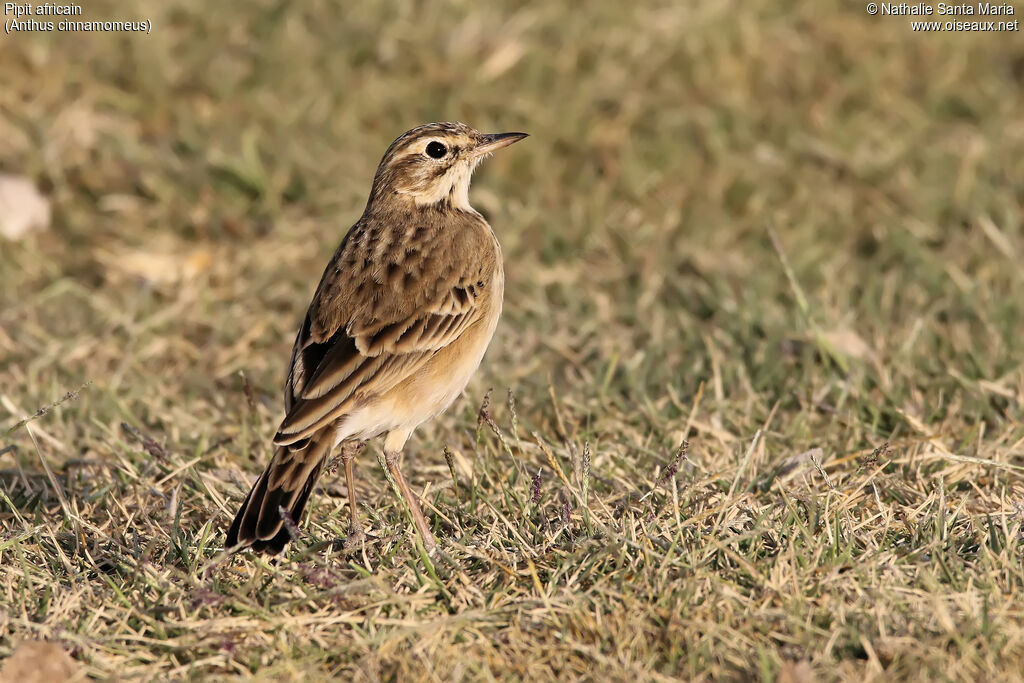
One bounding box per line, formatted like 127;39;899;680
425;141;448;159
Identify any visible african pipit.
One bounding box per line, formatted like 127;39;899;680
226;122;527;555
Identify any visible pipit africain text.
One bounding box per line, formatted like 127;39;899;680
227;122;527;555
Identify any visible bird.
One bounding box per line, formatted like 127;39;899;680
226;122;527;555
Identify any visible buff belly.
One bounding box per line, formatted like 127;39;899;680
334;281;502;448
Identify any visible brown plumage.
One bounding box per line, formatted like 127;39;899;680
226;122;527;555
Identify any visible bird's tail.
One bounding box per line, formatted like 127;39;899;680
226;428;336;554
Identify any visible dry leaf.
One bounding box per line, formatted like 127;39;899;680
0;174;51;241
822;328;873;361
0;641;76;683
777;659;814;683
93;242;213;285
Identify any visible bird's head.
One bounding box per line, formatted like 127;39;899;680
369;122;527;211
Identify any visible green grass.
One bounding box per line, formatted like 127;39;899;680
2;0;1024;679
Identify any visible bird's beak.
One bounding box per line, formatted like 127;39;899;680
473;132;529;157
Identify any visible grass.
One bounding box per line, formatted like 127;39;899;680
2;0;1024;679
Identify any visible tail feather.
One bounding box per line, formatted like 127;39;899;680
226;429;335;554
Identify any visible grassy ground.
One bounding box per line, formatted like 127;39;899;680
2;0;1024;679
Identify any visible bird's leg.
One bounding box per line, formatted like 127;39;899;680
342;442;365;548
384;449;438;554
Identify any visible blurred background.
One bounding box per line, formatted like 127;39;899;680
1;0;1023;679
3;0;1022;425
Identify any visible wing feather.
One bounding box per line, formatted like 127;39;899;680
273;214;494;446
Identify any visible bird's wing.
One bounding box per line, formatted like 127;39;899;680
274;218;492;445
